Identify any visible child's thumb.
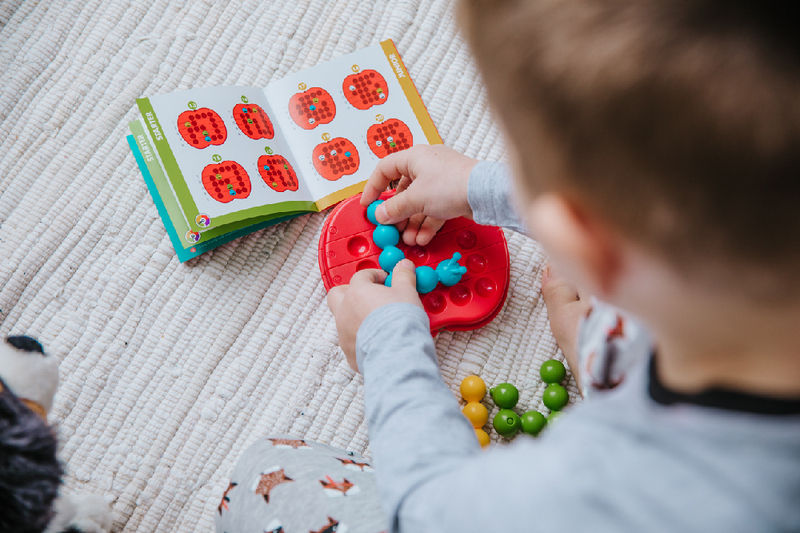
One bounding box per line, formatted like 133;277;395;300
390;259;417;290
376;192;420;225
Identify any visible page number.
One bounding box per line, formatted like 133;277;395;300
241;95;249;103
321;133;331;141
188;101;198;110
264;146;273;155
351;65;360;73
298;83;307;91
212;154;222;162
375;114;384;123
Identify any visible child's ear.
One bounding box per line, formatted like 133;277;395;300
526;193;624;298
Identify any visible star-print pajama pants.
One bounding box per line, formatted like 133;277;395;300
215;434;387;533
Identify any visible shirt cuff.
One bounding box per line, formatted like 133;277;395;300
467;161;527;233
355;302;432;373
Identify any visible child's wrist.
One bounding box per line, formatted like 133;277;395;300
355;302;431;373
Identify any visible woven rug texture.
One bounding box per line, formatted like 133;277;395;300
0;0;578;531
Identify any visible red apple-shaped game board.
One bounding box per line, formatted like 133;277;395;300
288;88;335;130
313;138;360;182
233;103;274;140
367;119;413;158
343;70;388;110
258;155;298;192
178;108;227;149
201;161;251;203
318;191;510;334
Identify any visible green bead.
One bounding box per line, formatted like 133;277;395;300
492;409;521;438
520;410;547;436
489;383;519;409
547;411;564;424
542;383;569;411
540;359;566;384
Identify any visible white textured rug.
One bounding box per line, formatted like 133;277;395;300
0;0;577;531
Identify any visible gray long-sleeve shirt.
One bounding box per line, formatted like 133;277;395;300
355;162;800;533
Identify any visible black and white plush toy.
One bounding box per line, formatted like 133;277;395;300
0;336;112;533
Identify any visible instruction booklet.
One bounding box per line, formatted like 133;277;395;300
127;40;441;262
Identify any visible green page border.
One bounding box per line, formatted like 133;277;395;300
128;134;303;262
136;98;317;231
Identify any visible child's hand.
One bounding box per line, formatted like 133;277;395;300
361;145;479;246
327;260;424;371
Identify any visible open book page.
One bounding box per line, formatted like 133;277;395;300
264;40;441;211
129;119;306;261
129;40;441;262
138;86;315;234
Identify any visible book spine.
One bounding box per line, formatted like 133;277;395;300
137;97;203;231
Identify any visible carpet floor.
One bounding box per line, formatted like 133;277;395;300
0;1;576;530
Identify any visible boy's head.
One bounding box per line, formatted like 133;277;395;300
460;0;800;304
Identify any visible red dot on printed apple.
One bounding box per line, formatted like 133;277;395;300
342;69;389;110
258;155;298;193
367;119;413;159
178;108;227;149
288;87;336;130
201;161;251;203
313;138;360;181
233;103;274;140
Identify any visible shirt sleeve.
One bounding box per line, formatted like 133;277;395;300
467;161;527;233
355;302;648;533
356;302;481;532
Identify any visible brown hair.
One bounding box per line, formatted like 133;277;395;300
460;0;800;298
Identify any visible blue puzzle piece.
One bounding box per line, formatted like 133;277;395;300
436;252;468;286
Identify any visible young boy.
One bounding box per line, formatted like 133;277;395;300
217;1;800;531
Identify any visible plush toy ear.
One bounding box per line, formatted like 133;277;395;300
6;336;45;354
0;378;62;533
0;336;59;414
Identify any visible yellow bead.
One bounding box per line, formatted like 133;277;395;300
462;402;489;428
475;428;490;448
460;375;486;403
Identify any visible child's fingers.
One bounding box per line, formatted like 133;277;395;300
326;285;347;313
401;214;426;246
395;175;413;194
541;264;580;307
415;216;445;246
360;151;414;206
390;259;417;290
376;187;428;225
349;268;389;286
